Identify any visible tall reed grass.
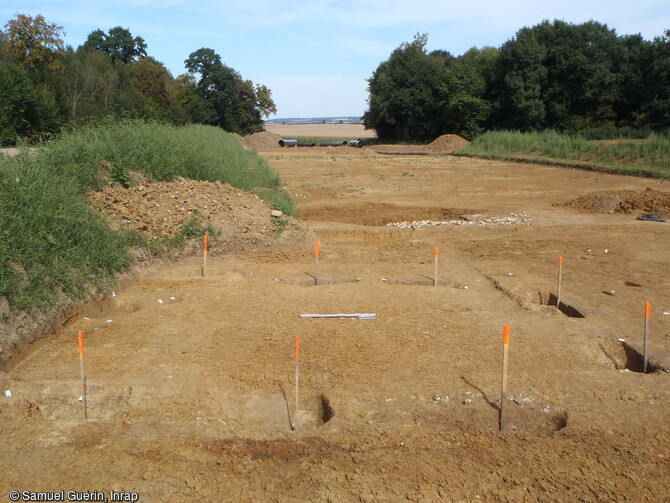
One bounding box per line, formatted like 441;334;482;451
456;131;670;179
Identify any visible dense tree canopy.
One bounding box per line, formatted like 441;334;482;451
0;14;276;144
184;47;275;134
365;22;670;141
83;27;147;64
363;34;446;142
0;62;36;143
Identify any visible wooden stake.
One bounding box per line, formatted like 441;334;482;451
499;325;510;432
78;331;87;420
295;335;300;417
644;302;650;373
314;242;320;286
556;256;563;308
202;234;208;277
434;247;439;287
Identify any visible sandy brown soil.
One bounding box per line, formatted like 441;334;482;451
1;148;669;502
265;123;377;138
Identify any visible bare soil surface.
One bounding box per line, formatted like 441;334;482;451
1;148;669;502
265;123;377;138
560;188;670;217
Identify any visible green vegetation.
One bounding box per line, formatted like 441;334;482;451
455;131;670;179
364;23;670;142
0;14;276;145
0;120;293;316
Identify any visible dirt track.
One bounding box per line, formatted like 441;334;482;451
1;146;669;502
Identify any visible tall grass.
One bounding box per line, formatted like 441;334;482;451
0;120;294;317
42;120;293;211
456;131;670;179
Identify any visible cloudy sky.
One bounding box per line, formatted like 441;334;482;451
2;1;669;118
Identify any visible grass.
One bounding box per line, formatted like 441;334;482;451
455;130;670;179
0;120;295;318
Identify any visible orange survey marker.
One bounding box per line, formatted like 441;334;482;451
435;247;439;257
295;335;301;362
314;241;319;257
559;255;563;265
204;234;209;257
500;324;510;431
643;302;651;373
78;330;84;357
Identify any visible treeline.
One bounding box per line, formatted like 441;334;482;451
0;14;276;145
364;21;670;142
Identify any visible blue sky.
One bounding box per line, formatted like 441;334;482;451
2;1;669;118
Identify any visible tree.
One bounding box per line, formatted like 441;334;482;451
3;14;65;75
644;30;670;128
439;58;491;139
184;48;275;134
493;27;547;130
0;62;36;143
255;84;277;118
127;57;172;120
83;27;147;64
3;15;66;137
62;47;119;121
363;33;446;142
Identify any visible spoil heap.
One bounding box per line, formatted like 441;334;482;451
560;188;670;216
87;178;308;251
427;134;470;153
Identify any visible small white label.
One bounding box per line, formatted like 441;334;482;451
158;299;163;304
4;390;11;397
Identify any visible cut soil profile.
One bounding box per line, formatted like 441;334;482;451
1;148;669;502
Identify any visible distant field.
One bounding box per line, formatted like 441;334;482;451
265;123;377;138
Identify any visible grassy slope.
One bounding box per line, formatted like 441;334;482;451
454;131;670;180
0;121;293;343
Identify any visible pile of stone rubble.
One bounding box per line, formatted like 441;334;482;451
386;213;531;229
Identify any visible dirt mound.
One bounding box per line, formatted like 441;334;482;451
86;178;309;251
560;188;670;216
427;134;470;153
236;131;284;149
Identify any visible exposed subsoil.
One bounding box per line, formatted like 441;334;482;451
85;178;311;253
1;146;669;502
560;188;670;217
